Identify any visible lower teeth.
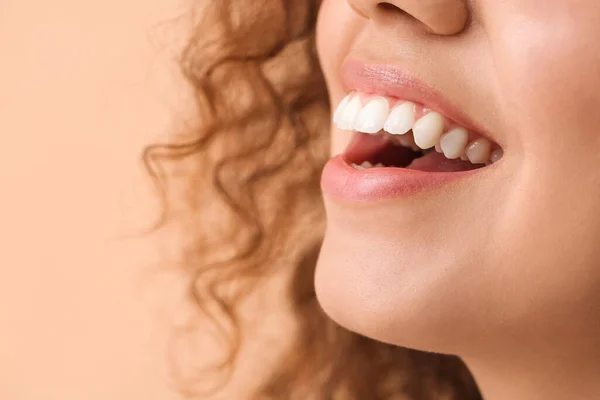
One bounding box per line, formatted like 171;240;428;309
348;130;503;171
351;161;393;170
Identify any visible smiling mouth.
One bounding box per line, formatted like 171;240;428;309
321;61;505;201
334;91;503;173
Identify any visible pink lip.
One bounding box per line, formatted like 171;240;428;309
321;134;481;202
341;59;491;139
322;155;478;201
320;60;494;202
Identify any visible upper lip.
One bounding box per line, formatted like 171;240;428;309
341;58;498;145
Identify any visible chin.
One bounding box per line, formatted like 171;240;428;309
315;195;489;355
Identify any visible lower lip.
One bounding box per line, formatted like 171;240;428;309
321;143;484;201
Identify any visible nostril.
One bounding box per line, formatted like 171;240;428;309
377;2;400;12
371;0;469;36
376;2;411;19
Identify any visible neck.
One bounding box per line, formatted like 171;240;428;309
462;334;600;400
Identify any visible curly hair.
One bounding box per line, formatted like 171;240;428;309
143;0;482;398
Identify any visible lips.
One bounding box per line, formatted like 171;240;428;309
321;60;503;201
340;60;491;137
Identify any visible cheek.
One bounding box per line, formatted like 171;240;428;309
492;9;600;150
488;8;600;231
485;7;600;309
316;0;363;155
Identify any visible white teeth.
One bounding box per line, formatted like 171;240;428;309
333;94;352;125
490;148;504;164
338;95;362;130
355;97;390;134
466;138;492;164
412;112;445;149
440;127;469;159
334;93;504;167
351;162;391;169
383;101;416;135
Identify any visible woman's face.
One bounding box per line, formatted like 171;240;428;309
315;0;600;360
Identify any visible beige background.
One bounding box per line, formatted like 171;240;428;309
0;0;193;398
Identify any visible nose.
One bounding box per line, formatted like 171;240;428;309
347;0;469;36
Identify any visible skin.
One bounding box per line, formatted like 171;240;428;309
314;0;600;399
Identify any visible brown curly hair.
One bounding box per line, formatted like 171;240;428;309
144;0;482;398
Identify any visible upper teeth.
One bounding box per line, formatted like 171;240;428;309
333;92;501;165
355;97;389;134
412;112;445;150
384;101;416;135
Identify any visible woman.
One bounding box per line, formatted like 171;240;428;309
146;0;600;398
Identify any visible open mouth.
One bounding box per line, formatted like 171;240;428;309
335;92;503;173
344;131;492;173
321;89;503;201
